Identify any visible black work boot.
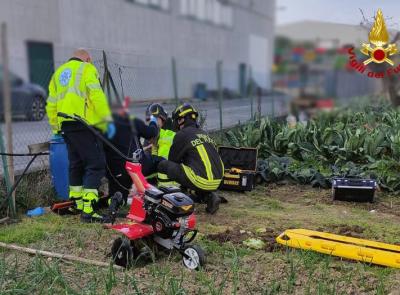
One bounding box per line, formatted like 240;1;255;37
187;189;202;203
67;199;82;215
105;192;124;224
205;192;221;214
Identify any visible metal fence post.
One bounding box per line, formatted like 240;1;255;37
171;57;179;107
271;91;275;118
1;23;16;217
0;128;12;217
102;51;111;102
217;60;223;134
249;66;254;119
257;87;262;120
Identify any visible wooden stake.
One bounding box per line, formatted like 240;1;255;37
0;242;124;270
1;23;15;217
0;217;9;224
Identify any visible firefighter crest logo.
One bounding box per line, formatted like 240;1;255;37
360;9;397;65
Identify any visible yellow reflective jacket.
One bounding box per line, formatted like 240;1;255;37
157;129;176;159
46;59;111;133
155;129;177;186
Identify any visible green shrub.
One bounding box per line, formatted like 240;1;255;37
222;104;400;192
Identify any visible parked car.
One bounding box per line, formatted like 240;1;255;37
0;66;47;121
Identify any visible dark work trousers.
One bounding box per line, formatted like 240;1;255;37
105;153;158;201
157;160;214;202
141;153;158;178
158;160;201;192
141;151;157;185
62;128;106;190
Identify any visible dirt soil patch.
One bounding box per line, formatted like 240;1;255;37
263;183;400;216
319;224;365;238
206;226;280;252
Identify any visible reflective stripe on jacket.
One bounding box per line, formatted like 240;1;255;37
168;123;224;191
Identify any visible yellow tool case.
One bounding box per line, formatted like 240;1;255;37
218;146;258;191
276;229;400;269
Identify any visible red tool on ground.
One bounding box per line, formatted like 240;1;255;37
50;193;108;215
57;112;205;270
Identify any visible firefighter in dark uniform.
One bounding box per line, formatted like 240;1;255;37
157;103;223;214
105;106;159;204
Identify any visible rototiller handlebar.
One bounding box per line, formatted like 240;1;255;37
57;112;141;163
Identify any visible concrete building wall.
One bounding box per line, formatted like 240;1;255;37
0;0;275;98
0;0;61;80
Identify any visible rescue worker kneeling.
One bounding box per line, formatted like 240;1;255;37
144;103;177;187
157;103;223;214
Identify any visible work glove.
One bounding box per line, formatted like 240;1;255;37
107;123;116;139
152;155;166;170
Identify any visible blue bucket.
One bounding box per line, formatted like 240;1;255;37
49;137;69;200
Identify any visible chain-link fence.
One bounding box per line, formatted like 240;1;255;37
0;51;290;177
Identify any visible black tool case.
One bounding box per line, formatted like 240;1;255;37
218;146;258;191
332;178;376;202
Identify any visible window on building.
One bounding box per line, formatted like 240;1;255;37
221;5;233;27
131;0;169;10
188;0;197;17
160;0;169;10
213;1;221;25
196;0;206;20
180;0;233;27
180;0;188;14
205;0;214;22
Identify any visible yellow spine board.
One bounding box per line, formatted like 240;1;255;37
276;229;400;269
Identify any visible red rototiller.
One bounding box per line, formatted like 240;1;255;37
57;112;205;270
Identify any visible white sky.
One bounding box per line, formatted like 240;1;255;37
277;0;400;29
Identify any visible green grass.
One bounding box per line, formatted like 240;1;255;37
0;214;67;245
0;245;396;294
0;185;399;294
0;214;104;246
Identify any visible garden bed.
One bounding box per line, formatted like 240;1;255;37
0;185;399;294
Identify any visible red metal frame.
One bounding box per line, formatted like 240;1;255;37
109;161;196;240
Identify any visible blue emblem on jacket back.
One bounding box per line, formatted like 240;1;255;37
59;69;72;86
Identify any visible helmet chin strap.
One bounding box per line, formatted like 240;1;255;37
178;120;185;129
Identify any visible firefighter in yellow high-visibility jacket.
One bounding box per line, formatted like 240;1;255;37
145;103;178;187
46;49;115;223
